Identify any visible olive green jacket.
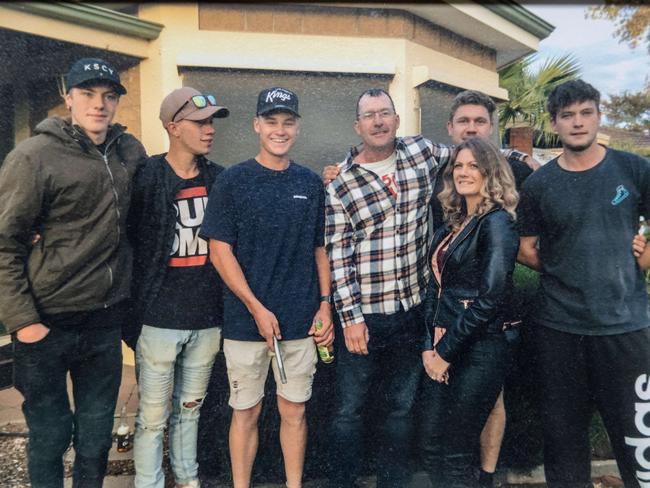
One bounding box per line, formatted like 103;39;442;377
0;117;147;332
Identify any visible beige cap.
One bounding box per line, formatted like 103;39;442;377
159;87;229;126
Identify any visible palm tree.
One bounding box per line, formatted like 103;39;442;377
499;54;582;146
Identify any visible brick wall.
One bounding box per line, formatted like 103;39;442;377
114;64;141;140
509;126;533;157
198;4;496;71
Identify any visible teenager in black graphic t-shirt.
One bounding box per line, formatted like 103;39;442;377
200;87;334;488
517;80;650;488
143;172;221;330
127;87;229;488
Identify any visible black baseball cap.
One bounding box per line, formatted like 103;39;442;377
256;87;300;117
65;58;127;95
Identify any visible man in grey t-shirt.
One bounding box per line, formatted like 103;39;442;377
518;79;650;488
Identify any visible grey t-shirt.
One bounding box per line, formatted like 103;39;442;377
518;147;650;335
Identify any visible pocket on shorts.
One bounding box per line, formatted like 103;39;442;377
275;338;317;404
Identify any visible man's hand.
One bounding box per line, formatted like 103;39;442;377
16;323;50;344
343;322;369;355
321;165;341;185
633;233;647;258
422;349;449;384
251;304;281;351
308;303;334;347
524;155;542;172
518;235;542;271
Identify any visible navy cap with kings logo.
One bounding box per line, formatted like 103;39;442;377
65;58;127;95
256;87;300;117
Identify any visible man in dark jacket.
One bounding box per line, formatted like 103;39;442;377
127;87;229;488
0;58;146;488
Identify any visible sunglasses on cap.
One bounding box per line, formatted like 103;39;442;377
172;94;218;123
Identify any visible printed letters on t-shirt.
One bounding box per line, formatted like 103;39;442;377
381;173;397;197
170;186;208;267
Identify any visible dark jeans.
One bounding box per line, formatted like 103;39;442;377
329;306;424;488
13;307;124;488
533;325;650;488
420;335;508;488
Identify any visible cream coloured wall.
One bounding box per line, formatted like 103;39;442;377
407;42;508;100
137;3;510;153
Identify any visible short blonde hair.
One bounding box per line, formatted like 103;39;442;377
438;137;518;231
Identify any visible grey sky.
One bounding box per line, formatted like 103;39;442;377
525;4;648;97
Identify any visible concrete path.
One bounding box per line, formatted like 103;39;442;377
1;364;621;487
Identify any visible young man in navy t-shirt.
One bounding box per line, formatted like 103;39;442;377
201;87;334;488
518;79;650;487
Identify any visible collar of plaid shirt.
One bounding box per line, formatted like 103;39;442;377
340;139;399;173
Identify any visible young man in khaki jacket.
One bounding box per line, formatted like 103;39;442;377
0;58;146;488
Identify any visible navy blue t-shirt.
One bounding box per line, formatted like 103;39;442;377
200;159;325;341
518;147;650;335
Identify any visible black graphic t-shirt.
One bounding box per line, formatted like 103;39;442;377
518;147;650;335
144;169;222;330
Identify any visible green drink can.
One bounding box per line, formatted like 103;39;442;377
315;320;334;364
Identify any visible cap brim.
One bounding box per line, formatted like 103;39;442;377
184;106;230;121
69;78;127;95
257;106;300;117
112;83;127;95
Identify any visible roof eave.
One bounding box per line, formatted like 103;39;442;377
2;1;163;40
483;1;554;40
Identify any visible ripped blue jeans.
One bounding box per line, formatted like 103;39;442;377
134;326;221;488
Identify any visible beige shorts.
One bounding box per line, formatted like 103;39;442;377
223;337;318;410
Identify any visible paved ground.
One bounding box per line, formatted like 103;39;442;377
0;365;623;488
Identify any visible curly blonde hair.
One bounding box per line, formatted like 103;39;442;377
438;137;519;231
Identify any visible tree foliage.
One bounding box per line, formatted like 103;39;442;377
498;54;581;145
588;3;650;52
603;84;650;131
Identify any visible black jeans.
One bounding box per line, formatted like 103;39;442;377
420;334;508;488
13;307;124;488
533;325;650;488
328;306;424;488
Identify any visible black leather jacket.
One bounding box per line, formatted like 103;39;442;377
422;207;519;363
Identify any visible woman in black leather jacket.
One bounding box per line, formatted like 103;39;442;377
420;137;520;487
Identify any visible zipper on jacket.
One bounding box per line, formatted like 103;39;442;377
97;138;122;243
430;221;475;328
96;136;121;294
106;262;114;288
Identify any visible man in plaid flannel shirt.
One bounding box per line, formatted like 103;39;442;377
324;88;450;488
324;88;530;487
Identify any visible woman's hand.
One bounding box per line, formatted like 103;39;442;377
422;349;450;384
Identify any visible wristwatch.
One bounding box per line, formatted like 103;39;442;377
320;295;332;304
